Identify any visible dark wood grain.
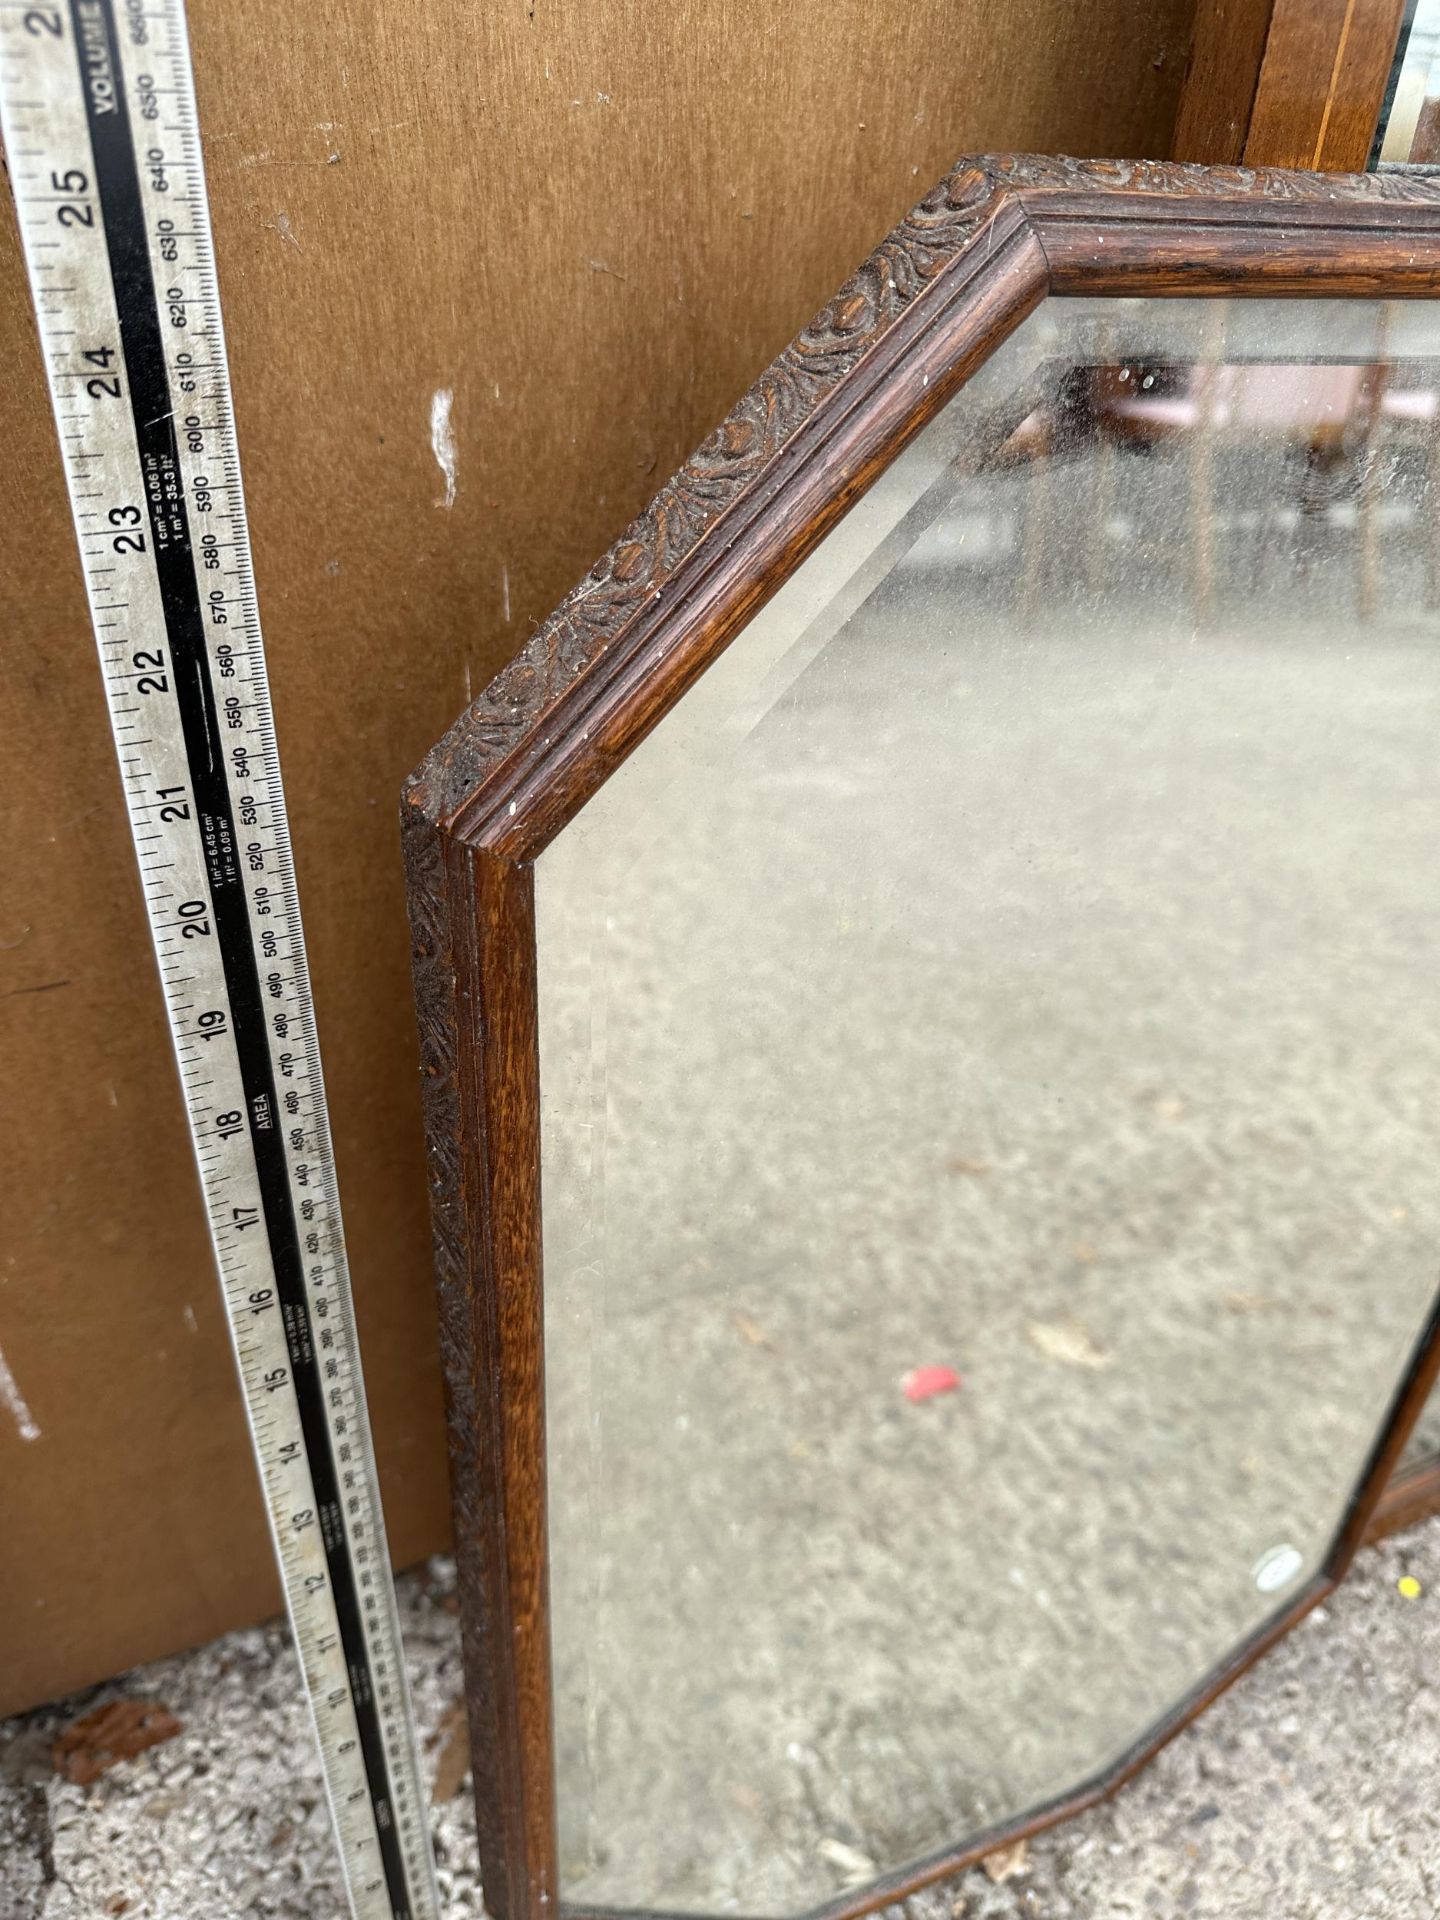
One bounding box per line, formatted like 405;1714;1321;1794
403;155;1440;1920
1364;1455;1440;1543
1172;0;1281;163
402;816;555;1918
1412;96;1440;166
1331;1291;1440;1564
1172;0;1406;171
1244;0;1407;170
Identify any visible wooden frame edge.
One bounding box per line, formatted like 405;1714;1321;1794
1365;1454;1440;1542
1329;1289;1440;1563
402;154;1440;1920
402;810;555;1918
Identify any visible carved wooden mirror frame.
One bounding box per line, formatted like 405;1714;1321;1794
404;156;1440;1920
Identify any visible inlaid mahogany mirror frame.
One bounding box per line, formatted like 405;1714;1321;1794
404;155;1440;1920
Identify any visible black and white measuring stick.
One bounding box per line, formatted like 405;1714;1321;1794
0;5;440;1915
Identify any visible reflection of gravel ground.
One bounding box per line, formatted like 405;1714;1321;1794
1;1527;1438;1918
538;588;1440;1912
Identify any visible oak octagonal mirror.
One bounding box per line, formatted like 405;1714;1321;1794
404;157;1440;1920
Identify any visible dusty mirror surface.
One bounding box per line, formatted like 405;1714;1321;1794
534;295;1440;1917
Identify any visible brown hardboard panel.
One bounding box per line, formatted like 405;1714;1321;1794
0;0;1193;1714
1242;0;1407;170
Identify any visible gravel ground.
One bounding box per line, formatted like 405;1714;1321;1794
1;1519;1437;1920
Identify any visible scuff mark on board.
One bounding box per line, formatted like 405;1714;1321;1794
2;977;70;999
430;388;457;509
264;211;303;253
0;1343;41;1442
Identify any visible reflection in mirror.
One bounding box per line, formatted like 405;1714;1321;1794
536;297;1440;1916
1376;0;1440;166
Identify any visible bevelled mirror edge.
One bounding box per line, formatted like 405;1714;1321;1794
402;156;1440;1920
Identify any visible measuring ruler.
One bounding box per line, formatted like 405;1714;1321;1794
0;6;440;1916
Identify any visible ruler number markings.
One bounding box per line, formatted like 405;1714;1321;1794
0;5;439;1917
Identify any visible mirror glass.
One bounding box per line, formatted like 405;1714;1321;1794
535;296;1440;1916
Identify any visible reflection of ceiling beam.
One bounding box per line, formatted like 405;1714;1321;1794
1174;0;1407;170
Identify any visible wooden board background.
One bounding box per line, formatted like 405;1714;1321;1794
0;0;1194;1716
